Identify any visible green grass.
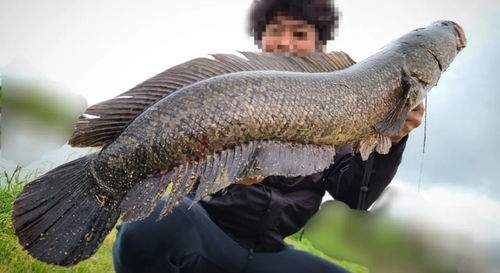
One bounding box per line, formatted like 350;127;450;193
0;167;368;273
285;233;369;273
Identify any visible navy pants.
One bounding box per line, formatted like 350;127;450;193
112;194;352;273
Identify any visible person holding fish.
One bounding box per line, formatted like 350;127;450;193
110;0;425;272
13;0;467;270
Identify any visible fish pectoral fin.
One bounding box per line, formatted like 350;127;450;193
374;72;421;136
68;51;356;148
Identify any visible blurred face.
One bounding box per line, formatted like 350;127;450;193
261;13;323;53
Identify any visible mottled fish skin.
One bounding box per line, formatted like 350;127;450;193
10;20;466;267
68;51;357;148
93;20;465;197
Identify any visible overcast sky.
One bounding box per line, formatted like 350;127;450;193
1;0;499;245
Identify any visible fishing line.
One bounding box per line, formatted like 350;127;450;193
417;99;428;193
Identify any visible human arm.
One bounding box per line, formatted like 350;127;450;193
324;102;424;210
390;102;425;144
324;137;407;210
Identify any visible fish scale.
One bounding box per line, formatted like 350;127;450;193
102;70;400;193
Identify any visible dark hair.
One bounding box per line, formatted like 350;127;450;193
247;0;340;47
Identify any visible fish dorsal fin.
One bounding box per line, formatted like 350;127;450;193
68;51;356;148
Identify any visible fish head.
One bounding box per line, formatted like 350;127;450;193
399;20;467;107
420;20;467;70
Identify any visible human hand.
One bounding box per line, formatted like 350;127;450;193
235;176;265;185
390;102;425;144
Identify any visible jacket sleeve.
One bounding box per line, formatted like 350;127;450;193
323;135;408;210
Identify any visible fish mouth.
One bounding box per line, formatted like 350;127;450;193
434;20;467;51
451;23;467;51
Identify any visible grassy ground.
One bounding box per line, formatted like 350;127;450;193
285;234;368;273
0;169;118;273
0;167;368;273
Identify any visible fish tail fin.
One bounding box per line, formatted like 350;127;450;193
11;153;121;266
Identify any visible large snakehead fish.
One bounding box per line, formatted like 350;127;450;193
11;20;466;266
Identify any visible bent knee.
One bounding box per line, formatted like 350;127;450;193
113;196;201;259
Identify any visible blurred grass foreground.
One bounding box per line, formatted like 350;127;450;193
0;58;87;166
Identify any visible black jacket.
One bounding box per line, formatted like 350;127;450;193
200;136;408;252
